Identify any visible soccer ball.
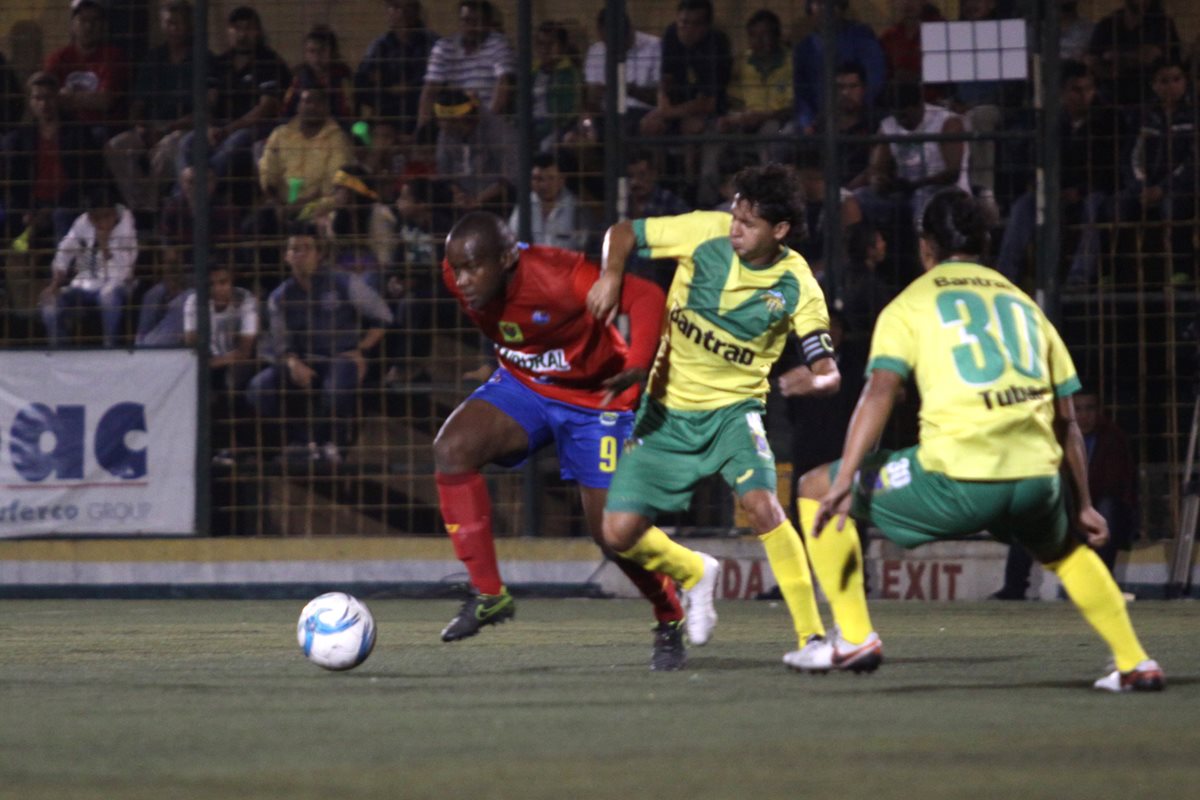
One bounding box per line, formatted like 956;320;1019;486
297;592;376;671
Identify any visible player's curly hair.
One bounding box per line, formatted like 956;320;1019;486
731;163;803;228
447;211;517;262
919;189;989;260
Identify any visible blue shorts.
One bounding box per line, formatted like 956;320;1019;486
470;368;634;489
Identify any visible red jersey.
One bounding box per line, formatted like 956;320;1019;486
44;44;129;124
442;245;665;411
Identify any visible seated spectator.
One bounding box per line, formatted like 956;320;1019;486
1086;0;1180;110
879;0;944;86
1117;58;1195;281
715;9;793;167
416;0;515;131
1060;1;1095;62
794;146;863;278
159;166;245;249
41;187;138;347
819;61;877;188
135;245;190;347
841;220;895;338
2;72;104;250
313;164;394;290
180;5;291;201
432;88;517;219
530;20;582;151
792;0;884;135
622;148;690;289
245;223;392;463
996;61;1127;285
283;25;355;126
855;81;969;277
640;0;732;203
572;8;660;141
44;0;129;139
185;261;259;461
106;0;207;214
354;0;439;137
256;86;356;230
508;151;595;252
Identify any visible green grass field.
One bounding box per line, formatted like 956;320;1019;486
1;598;1196;800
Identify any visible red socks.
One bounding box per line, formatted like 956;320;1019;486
435;472;503;595
612;558;684;623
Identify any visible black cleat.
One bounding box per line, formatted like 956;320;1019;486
650;620;687;671
440;589;515;642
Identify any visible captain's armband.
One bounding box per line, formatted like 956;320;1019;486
798;330;836;365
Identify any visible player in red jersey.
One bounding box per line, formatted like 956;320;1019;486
434;211;689;669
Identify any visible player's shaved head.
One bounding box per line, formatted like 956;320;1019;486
446;211;517;266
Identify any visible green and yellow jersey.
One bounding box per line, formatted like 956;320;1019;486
868;261;1082;480
633;211;832;411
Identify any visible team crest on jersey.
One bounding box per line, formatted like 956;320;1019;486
599;412;619;426
499;321;524;343
532;310;551;324
761;290;786;314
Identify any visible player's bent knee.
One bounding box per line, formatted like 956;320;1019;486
798;465;832;500
432;427;474;473
602;512;642;553
740;489;787;534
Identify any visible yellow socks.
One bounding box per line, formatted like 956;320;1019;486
759;520;826;645
618;526;706;589
1048;544;1149;672
799;498;874;644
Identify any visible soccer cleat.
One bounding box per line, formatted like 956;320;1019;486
650;620;687;672
1093;659;1166;693
440;589;515;642
784;628;883;674
682;553;720;646
831;630;883;673
783;634;834;673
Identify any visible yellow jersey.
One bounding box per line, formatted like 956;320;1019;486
868;261;1081;479
633;211;831;410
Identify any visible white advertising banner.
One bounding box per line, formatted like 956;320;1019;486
0;350;198;536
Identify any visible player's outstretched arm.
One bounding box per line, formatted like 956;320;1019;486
1055;394;1110;548
815;369;902;534
587;220;637;325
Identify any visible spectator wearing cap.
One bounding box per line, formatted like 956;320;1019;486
416;0;515;131
432;88;517;219
105;0;210;213
44;0;129;137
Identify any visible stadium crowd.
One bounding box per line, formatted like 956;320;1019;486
0;0;1192;475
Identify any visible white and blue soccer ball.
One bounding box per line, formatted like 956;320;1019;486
297;592;376;671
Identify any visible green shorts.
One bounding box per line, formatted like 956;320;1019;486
606;398;777;519
831;445;1072;562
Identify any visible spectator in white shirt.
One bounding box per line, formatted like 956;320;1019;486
184;261;259;460
508;152;596;253
572;8;661;141
41;192;138;347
